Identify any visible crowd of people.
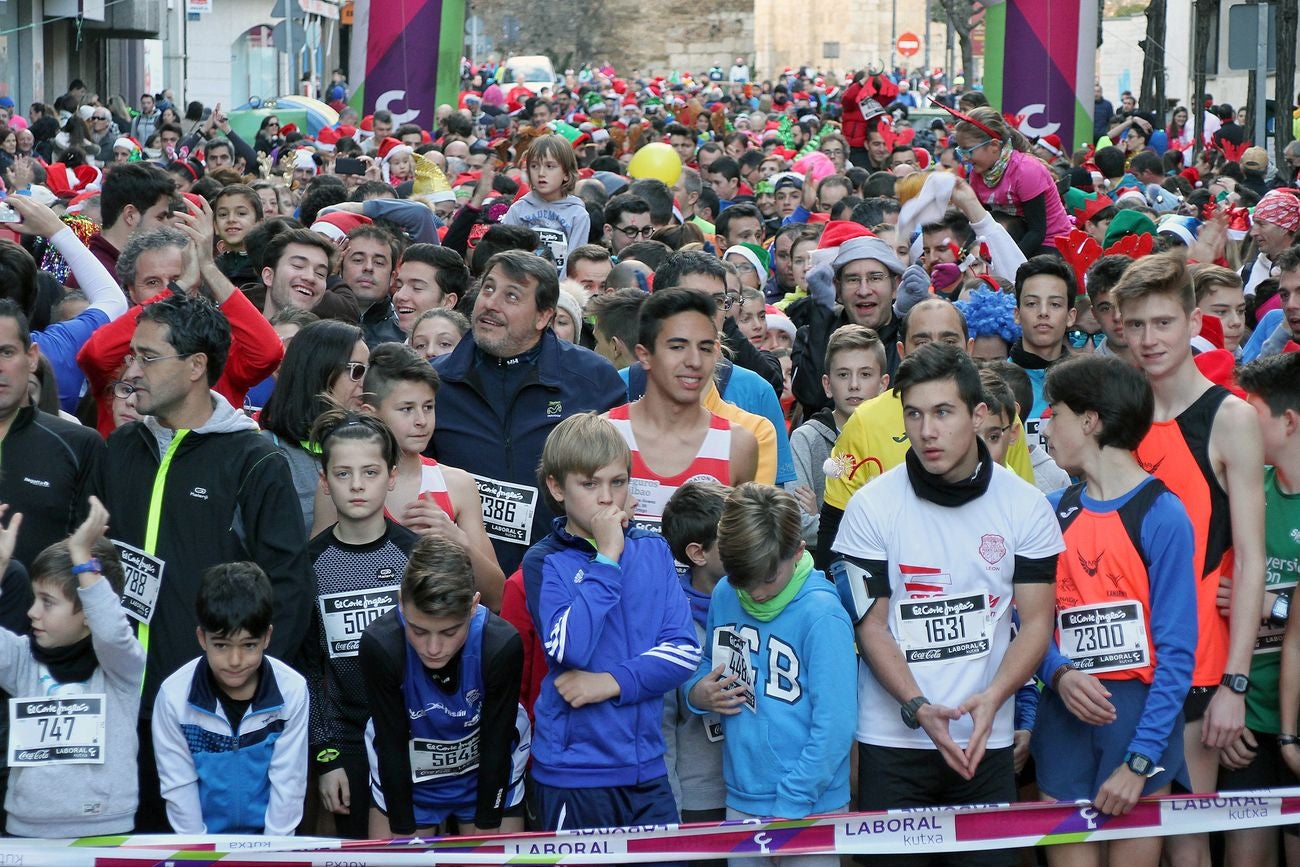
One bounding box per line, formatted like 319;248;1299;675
0;58;1295;867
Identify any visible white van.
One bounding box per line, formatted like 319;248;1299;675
503;55;556;96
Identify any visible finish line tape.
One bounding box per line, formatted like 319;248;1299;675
1;789;1297;864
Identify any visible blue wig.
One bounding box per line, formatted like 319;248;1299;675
955;287;1021;344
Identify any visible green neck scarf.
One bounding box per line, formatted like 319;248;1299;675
979;139;1015;188
738;551;814;622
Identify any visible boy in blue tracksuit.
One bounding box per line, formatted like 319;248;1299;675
686;483;855;866
523;413;701;833
152;562;308;835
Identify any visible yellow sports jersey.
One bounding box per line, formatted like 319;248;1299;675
823;390;1035;510
703;382;778;484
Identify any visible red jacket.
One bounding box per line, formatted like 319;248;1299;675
76;286;284;436
499;568;545;722
841;80;868;148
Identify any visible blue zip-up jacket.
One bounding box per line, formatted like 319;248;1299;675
523;520;702;788
151;655;309;835
430;330;626;573
684;569;855;819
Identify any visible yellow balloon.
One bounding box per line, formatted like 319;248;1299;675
627;142;683;186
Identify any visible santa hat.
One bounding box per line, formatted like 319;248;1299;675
336;125;358;139
280;123;299;137
66;189;99;215
316;126;340;151
113;136;141;155
765;306;796;341
310;211;373;242
359;115;375;135
376;137;407;161
294;149;319;174
42;163;101;199
812;220;877;270
1036;133;1064;158
411;152;456;203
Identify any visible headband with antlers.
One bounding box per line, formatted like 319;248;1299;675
928;96;1003;141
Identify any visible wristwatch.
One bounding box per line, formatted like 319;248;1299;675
1271;593;1291;625
1220;673;1251;695
70;559;103;576
900;696;930;730
1124;751;1161;778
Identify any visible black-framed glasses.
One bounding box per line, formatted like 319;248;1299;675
1067;329;1105;349
111;380;138;399
344;361;368;381
982;422;1014;445
613;224;656;240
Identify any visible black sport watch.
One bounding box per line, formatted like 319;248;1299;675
900;696;930;730
1124;751;1159;778
1271;593;1291;626
1221;673;1251;695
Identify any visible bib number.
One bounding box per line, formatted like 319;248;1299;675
410;733;479;782
895;592;991;664
711;627;757;713
1256;586;1295;654
534;227;568;270
318;584;400;659
473;475;538;547
1058;601;1150;674
9;695;107;766
113;540;164;625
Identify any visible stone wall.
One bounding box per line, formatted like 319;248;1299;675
466;0;754;78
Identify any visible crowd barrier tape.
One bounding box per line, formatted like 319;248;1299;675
0;788;1298;864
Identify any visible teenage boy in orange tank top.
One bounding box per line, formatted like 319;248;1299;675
603;288;758;529
1113;253;1265;867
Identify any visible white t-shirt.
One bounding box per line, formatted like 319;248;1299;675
833;462;1063;750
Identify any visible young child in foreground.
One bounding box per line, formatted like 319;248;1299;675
0;496;144;837
152;562;308;835
686;483;856;867
522;412;701;839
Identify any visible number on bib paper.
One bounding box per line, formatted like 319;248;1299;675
9;695;107;766
410;733;479;781
1058;600;1149;674
318;585;400;659
895;592;992;664
472;475;538;547
112;540;164;624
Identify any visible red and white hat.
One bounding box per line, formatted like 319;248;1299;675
376;137;410;162
310;211;373;242
811;220;877;270
316;126;340;151
1036;133;1064;158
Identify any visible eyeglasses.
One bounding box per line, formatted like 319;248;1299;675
110;380;138;399
709;292;738;312
982;422;1014;445
613;224;656;240
820;147;845;157
955;139;994;162
1067;329;1105;349
93;114;110;121
124;352;192;368
344;361;368;381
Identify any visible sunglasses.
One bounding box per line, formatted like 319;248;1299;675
1067;329;1105;349
955;139;994;162
344;361;368;381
